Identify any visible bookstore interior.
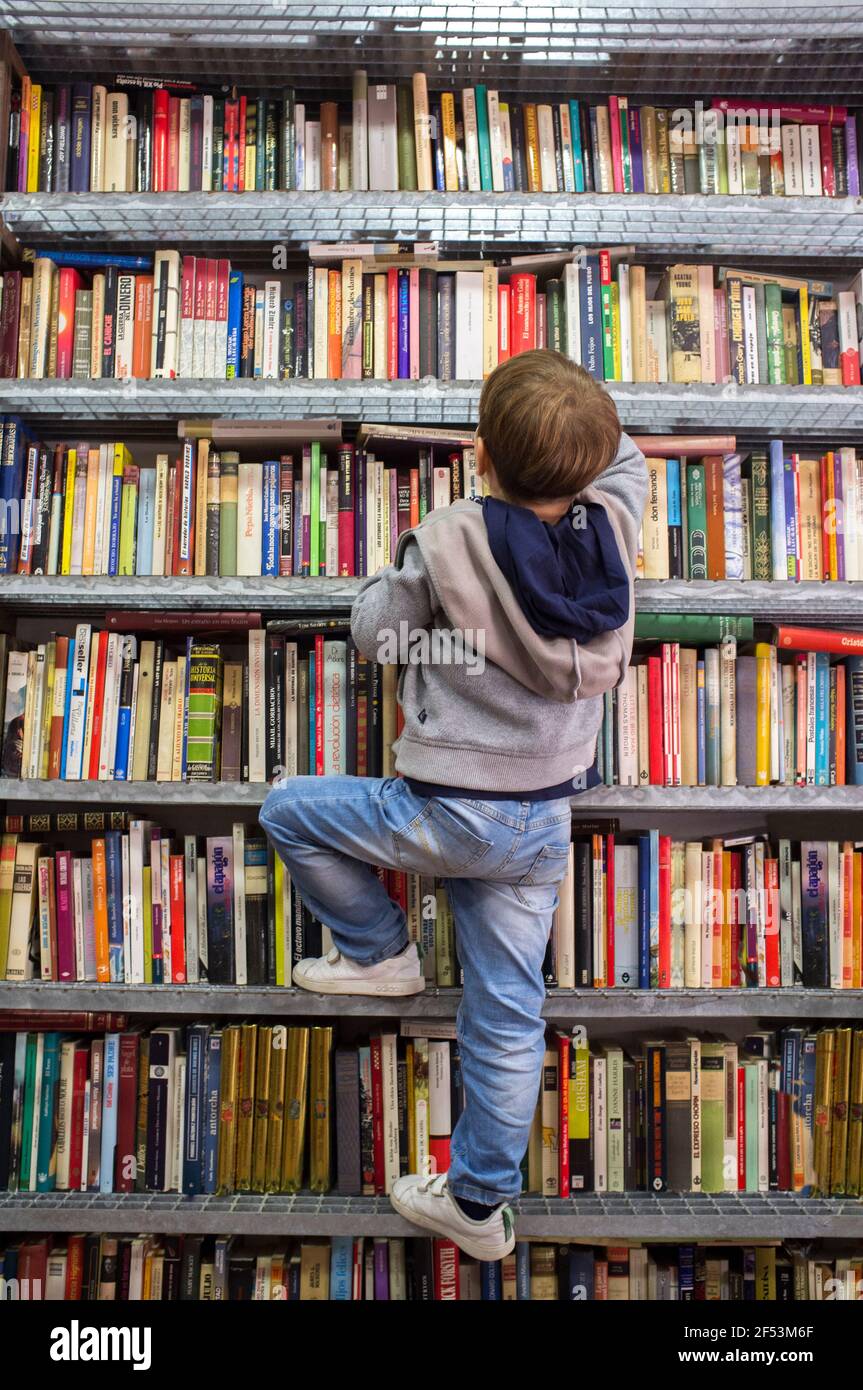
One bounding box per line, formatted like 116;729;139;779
0;0;862;1350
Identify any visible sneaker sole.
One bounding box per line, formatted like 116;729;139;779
292;970;426;997
389;1188;516;1262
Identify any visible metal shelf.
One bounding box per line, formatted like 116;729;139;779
0;575;862;621
0;1189;858;1239
1;982;861;1020
3;779;863;811
6;192;863;257
5;380;863;434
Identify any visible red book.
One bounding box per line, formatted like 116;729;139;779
170;853;186;982
509;273;536;355
237;94;247;192
386;267;399;379
737;1066;746;1190
775;625;863;655
409;467;420;527
337;444;355;577
192;252;206;356
65;1233;86;1299
647;654;664;785
86;630;110;781
314;632;325;774
279;456;294;578
0;269;22;376
152;89;170;191
19;1239;49;1299
167;96;181;191
54;850;76;981
605;832;615;988
204;259;218;360
56;267;82;378
67;1044;89;1191
729;851;742;987
216;259;231;356
836;664;846;787
433;1240;460;1300
764;856;780;988
497;283;511;362
223;99;238;192
114;1032;140;1192
556;1032;571;1198
658;834;672;988
819;123;835;197
369;1034;385;1195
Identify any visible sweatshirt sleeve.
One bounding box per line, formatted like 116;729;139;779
591;431;649;529
349;536;438;663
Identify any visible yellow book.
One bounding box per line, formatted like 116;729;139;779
754;642;772;787
60;447;77;575
265;1025;288;1192
854;853;863;991
81;447;101;576
299;1242;330;1300
830;1027;852;1195
796;457;823;580
611;282;622;380
235;1021;258;1192
116;444;136;576
846;1030;863;1197
482;261;498;379
440;91;458;191
0;833;20;978
273;855;285;986
308;1025;333;1194
798;285;812;385
216;1024;241;1195
755;1248;776;1300
250;1023;270;1195
812;1028;835;1197
523;103;541;192
382;662;397;776
27;84;41;192
435;886;456;987
641;460;669;580
281;1026;310;1193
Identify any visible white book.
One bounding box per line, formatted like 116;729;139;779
78;634;99;774
64;623;92;780
45;1252;67;1300
121;832;131;983
27;646;46;779
305;120;321;190
98;632;122;780
171;1054;186;1193
92;444;110;576
428;1040;451;1177
352;69;369;189
725;123;743;193
367;84;398;190
27;1033;45;1187
537;104;558;191
604;1046;624;1192
800;125;822;195
196;858;208;978
614;845;639;987
183;837;199;985
104;92;129;191
90;85;107;191
236;462;263;576
178;98;191;190
454;270;483;380
552;844;576;988
645;300;669;382
563;262;581;364
262;281;281;379
72;855;86;981
411;71;432;191
592;1054;607;1192
248;630;267;782
114;273;135;379
683;844;701;985
838;289;859;381
201;95;214;191
742;284;759;383
462;89;481;190
151;454;169;576
487;90;505;191
313;266;329;379
617;262;633;382
325;471;339;579
232;821;247;986
381;1032;400;1194
782;124;803;195
53;1042;73;1186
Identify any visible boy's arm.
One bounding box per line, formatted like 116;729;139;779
590;430;649;528
350;538;437;662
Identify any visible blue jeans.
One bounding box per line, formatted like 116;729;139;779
259;775;571;1207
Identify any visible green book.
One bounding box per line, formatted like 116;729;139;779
186;643;223;781
634;614;755;643
545;279;565;353
764;282;784;383
396;84;417;190
749;452;772;580
619;105;632;192
265;100;279;190
35;1032;60;1192
699;1044;726;1193
280;88;295;191
685;463;708;580
218;451;239;577
474;85;493;191
18;1033;38;1192
600;279;616;380
745;1062;761;1194
310;441;321;577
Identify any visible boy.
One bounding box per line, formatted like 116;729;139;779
260;350;647;1261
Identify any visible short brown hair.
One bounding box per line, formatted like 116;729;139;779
477;349;621;502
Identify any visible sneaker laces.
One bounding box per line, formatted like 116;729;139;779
417;1172;448;1197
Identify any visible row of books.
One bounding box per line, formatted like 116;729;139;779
2;250;861;387
7;76;860;199
4;1234;856;1302
598;636;863;790
0;424;482;579
2;1024;859;1201
639;447;863;582
551;832;863;990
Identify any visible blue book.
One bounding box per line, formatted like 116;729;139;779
226;270;244;378
780;1027;803;1096
515;1241;531;1300
578;256;603;379
480;1261;502;1300
99;1034;120;1194
628;108;644;192
797;1034;817;1195
35;1033;60;1191
183;1024;210;1195
202;1031;222;1194
397;269;410;378
104;831;124;982
847;656;863;784
106;465;124;576
666;457;682;571
70;84;92;192
135;466;156;575
569;100;585;192
329;1236;353;1300
566;1247;595;1300
815;653;829;785
431;103;445;191
261;460;279;576
769;439;787;581
696;659;706;785
35;248;153;271
0;418;31;573
649;828;660;987
782;458;799;580
637;833;651;988
800;842;829;987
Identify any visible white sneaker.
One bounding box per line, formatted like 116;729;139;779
390;1173;516;1262
292;944;425;996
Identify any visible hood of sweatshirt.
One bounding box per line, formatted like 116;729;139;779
403;495;635;703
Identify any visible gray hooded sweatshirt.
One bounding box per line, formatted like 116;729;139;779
350;431;648;794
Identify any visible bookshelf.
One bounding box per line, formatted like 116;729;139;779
1;4;863;1291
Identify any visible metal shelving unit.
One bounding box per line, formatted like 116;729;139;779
1;982;861;1020
0;1189;859;1239
4;379;863;433
5;191;863;256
